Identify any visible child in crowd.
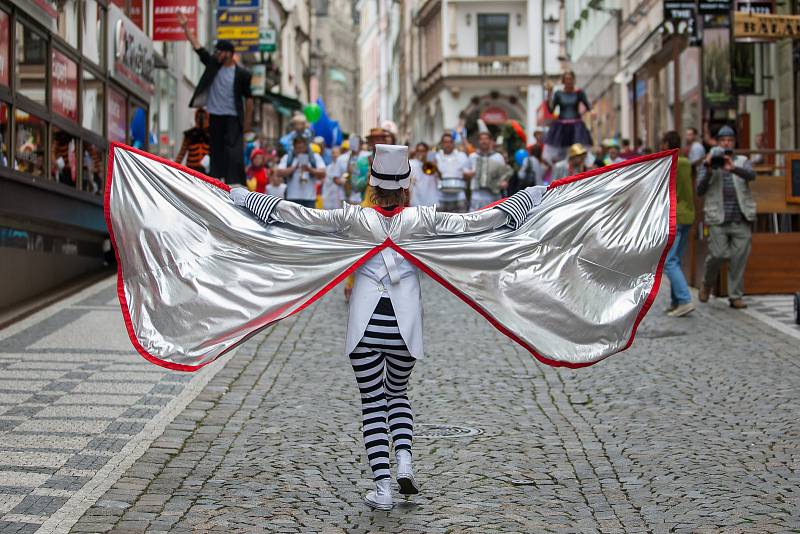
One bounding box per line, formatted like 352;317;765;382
246;148;269;193
266;167;287;198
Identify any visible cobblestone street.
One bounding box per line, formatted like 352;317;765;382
1;277;799;533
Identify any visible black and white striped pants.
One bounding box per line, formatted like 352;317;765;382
349;297;416;482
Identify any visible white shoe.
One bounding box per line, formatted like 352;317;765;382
364;479;393;510
396;450;419;495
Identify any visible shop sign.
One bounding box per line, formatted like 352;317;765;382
129;0;144;29
250;64;266;96
698;0;731;15
0;11;8;86
107;88;127;143
663;0;701;45
259;28;277;52
219;0;259;6
51;50;78;122
734;12;800;40
735;0;773;14
153;0;197;41
480;106;508;125
217;7;260;52
702;27;735;108
108;5;155;95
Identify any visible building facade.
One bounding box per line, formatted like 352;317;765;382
310;0;360;134
407;0;563;143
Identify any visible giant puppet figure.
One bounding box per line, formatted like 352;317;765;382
105;142;676;510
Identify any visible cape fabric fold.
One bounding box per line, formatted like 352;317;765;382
105;143;675;371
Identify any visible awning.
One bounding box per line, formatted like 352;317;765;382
259;92;303;117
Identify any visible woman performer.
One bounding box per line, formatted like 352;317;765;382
544;70;593;164
230;145;543;510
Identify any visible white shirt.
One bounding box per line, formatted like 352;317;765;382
435;149;470;202
279;152;325;201
409;159;438;207
469;151;507;190
266;182;286;198
688;141;706;166
322;162;344;209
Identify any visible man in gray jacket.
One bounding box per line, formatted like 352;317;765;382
696;125;756;309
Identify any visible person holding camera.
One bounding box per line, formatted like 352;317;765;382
696;125;756;309
275;136;326;207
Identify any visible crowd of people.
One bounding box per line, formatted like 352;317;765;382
170;28;757;318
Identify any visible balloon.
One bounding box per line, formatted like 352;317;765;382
303;103;322;123
310;143;321;154
514;148;528;166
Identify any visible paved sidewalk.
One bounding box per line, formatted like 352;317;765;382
0;279;231;534
52;278;800;533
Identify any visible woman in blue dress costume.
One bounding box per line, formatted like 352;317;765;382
544;70;593;163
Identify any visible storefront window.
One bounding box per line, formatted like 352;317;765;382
82;0;104;65
0;102;9;166
52;50;79;123
107;88;126;143
15;23;47;106
51;127;78;187
129;104;147;149
56;0;79;48
14;110;46;176
82;70;104;133
82;141;104;195
0;11;9;87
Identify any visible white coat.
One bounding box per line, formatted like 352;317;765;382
346;248;424;358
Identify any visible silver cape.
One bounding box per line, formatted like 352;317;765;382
105;144;676;371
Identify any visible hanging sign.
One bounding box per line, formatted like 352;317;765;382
734;12;800;40
153;0;197;41
216;6;259;52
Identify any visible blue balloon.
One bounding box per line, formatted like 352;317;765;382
514;148;528;166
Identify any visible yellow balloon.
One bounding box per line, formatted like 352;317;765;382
311;143;321;154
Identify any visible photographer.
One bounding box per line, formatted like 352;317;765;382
696;125;756;309
276;136;326;207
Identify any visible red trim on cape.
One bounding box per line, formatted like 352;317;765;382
105;143;676;371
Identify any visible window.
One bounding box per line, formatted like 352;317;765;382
0;11;9;86
51;127;78;187
52;50;79;123
15;23;47;105
82;0;104;65
82;70;104;132
14;110;46;176
107;88;126;143
0;102;9;166
81;141;104;195
56;0;79;48
477;14;509;56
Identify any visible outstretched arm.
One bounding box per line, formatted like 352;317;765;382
231;188;348;233
433;186;546;235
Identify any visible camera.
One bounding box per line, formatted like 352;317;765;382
709;146;733;169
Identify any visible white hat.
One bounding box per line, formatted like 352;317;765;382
369;144;411;190
477;119;490;134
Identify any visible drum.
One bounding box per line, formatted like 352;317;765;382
439;177;465;194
